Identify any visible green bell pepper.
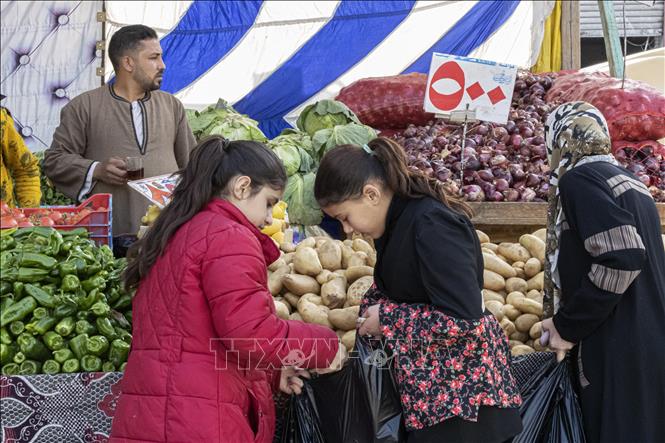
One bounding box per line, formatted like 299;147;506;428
75;320;96;336
55;317;76;337
32;307;49;319
102;362;116;372
58;261;77;277
115;328;132;344
69;333;89;359
1;363;19;375
18;335;50;361
43;331;65;351
0;343;17;365
86;335;109;357
90;301;110;317
42;359;61;374
80;355;102;372
53;348;74;364
12;282;24;298
81;275;106;293
77;289;100;311
25;315;57;336
53;299;78;319
0;235;15;251
108;339;130;368
24;284;57;308
19;360;41;375
62;358;80;373
8;321;25;336
0;296;37;327
13;351;26;364
61;275;80;292
18;252;57;270
76;310;90;321
0;281;11;296
96;317;118;340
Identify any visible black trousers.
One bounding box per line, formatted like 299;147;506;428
406;407;523;443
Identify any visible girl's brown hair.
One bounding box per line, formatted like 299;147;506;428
124;135;287;289
314;137;471;217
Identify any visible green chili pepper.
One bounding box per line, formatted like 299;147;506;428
105;288;121;304
32;307;49;319
13;351;26;364
75;320;96;336
42;359;61;374
102;362;115;372
14;226;53;240
76;310;90;321
18;335;50;361
24;284;57;308
53;299;78;319
0;343;17;365
18;252;57;270
55;317;76;337
69;333;89;359
86;335;109;357
71;258;86;275
81;276;106;293
112;294;132;311
1;363;19;375
26;315;57;336
43;331;65;351
77;289;100;310
80;355;102;372
8;321;25;336
0;327;11;345
119;362;127;372
90;301;110;318
0;281;11;296
12;282;24;299
62;358;80;373
62;228;88;238
53;348;74;364
0;235;15;250
40;285;56;296
19;360;41;375
0;297;14;313
45;230;63;256
124;311;132;325
109;339;130;368
58;262;78;278
61;241;73;253
61;274;80;292
0;296;37;327
95;317;117;340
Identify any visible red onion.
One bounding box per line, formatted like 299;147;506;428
521;188;537;202
495;178;510;192
503;189;520;201
477;169;494;181
462;185;485;202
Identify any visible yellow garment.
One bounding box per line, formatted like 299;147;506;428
0;108;41;207
532;0;562;73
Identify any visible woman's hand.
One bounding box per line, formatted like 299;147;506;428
358;304;382;338
279;367;310;395
541;318;575;362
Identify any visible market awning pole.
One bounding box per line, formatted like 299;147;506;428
598;0;625;79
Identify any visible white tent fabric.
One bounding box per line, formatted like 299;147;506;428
0;0;553;149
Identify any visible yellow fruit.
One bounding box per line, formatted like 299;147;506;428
272;231;285;244
262;219;284;236
272;205;285;220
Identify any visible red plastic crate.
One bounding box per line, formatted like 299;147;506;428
22;194;113;247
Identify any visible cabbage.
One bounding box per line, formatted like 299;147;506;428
312;123;377;157
296;100;360;137
186;99;267;142
283;172;323;226
268;130;315;175
272;144;301;176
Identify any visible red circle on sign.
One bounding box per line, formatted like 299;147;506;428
428;61;465;111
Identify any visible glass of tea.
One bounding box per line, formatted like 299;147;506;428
125;156;144;180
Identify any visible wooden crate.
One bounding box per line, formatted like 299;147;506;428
469;202;665;243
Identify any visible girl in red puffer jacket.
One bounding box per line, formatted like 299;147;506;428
110;136;346;443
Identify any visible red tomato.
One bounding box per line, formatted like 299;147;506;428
18;220;33;228
0;201;9;215
0;216;18;229
49;212;64;224
39;216;55;227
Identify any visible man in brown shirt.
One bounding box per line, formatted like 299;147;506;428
44;25;195;236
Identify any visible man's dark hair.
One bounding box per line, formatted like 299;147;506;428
108;25;158;71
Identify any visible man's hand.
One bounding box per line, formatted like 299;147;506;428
279;367;310;395
541;318;575;362
93;157;127;185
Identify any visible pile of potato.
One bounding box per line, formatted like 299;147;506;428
477;228;549;357
268;236;376;351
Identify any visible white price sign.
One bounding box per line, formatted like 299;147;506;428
424;53;517;124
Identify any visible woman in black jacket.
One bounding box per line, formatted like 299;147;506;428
314;137;523;443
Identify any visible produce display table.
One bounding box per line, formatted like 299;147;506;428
0;372;122;442
469;202;665;242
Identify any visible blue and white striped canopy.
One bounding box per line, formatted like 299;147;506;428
106;0;554;138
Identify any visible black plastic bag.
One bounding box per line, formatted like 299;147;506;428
277;336;404;443
512;353;586;443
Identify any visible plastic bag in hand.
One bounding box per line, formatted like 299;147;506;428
512;353;586;443
276;335;404;443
